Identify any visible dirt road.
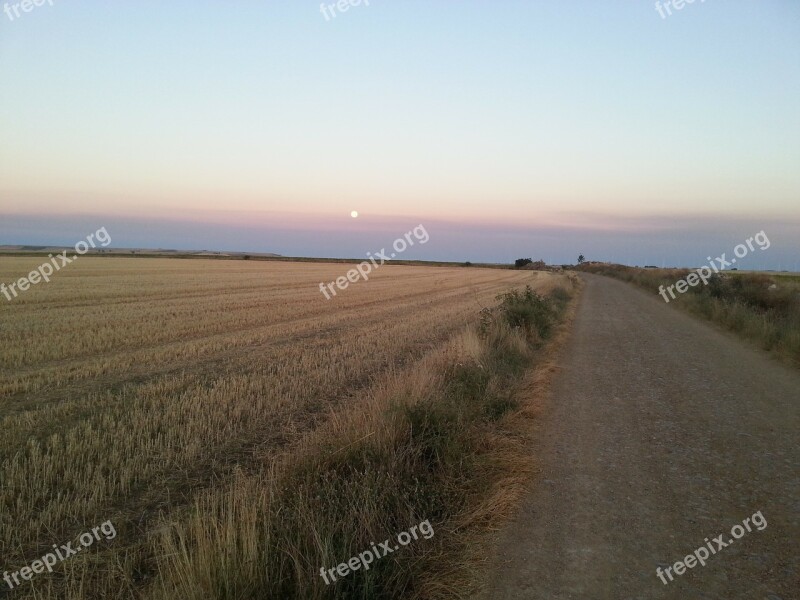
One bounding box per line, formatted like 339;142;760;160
485;274;798;599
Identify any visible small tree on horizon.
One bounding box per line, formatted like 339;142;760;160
515;258;533;269
577;254;585;264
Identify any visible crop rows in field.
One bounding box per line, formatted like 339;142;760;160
0;257;561;599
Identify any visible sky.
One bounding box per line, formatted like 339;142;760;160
1;1;799;267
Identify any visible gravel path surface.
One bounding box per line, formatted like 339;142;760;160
485;274;799;600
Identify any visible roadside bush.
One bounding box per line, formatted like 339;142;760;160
495;286;560;340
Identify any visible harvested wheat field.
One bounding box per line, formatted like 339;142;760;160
0;257;576;599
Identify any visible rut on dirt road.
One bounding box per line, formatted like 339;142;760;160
486;273;798;600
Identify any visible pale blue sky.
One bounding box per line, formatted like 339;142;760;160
1;1;799;265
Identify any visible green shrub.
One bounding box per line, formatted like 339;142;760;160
496;286;557;340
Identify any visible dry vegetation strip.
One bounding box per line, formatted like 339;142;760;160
0;257;576;599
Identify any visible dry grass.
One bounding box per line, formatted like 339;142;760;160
0;257;576;599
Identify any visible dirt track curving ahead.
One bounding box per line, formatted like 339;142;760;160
485;274;799;600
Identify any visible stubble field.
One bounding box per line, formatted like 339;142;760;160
0;257;573;599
